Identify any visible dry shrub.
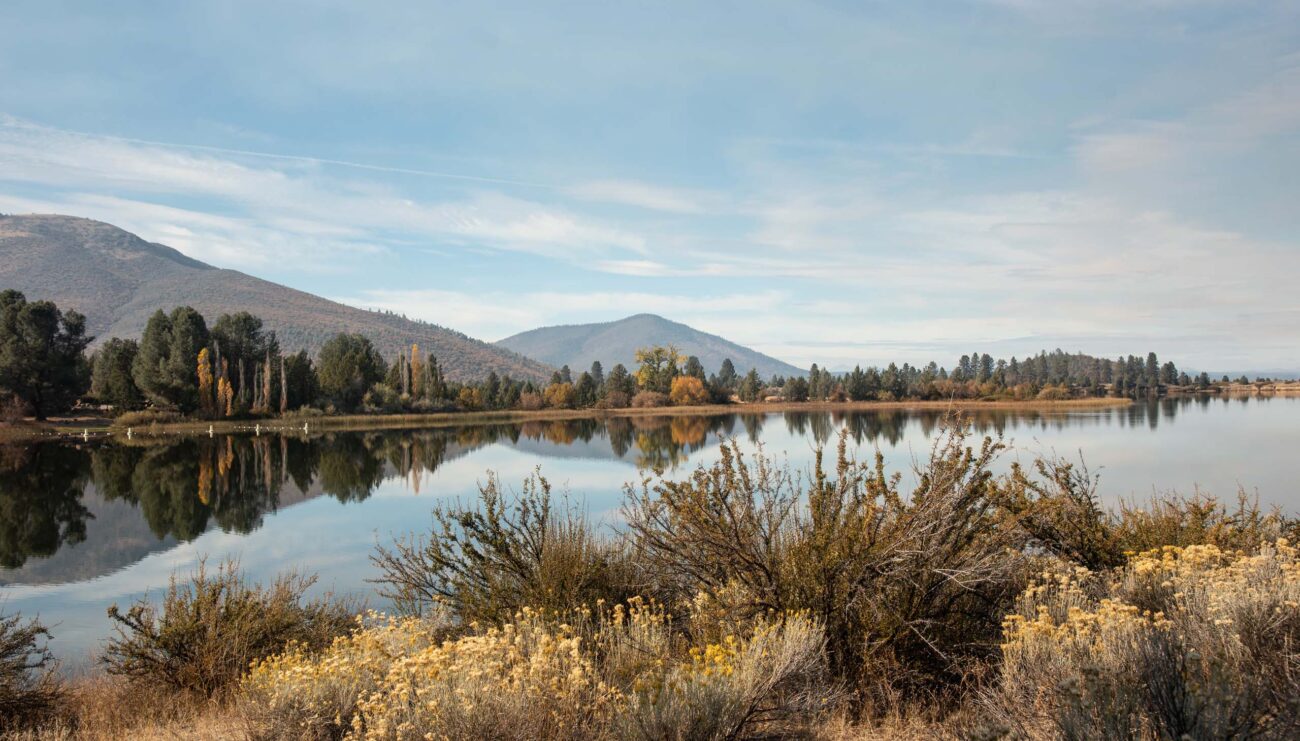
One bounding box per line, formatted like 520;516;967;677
371;471;639;622
631;391;669;408
517;391;543;411
990;541;1300;739
241;601;829;740
615;611;831;740
0;611;61;731
1003;457;1297;570
0;395;31;425
102;560;359;699
596;390;630;409
624;422;1029;703
111;410;183;428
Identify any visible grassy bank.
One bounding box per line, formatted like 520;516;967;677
3;421;1297;739
0;396;1133;443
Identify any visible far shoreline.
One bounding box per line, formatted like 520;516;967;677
2;397;1139;443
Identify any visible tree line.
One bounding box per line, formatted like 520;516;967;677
0;292;1265;421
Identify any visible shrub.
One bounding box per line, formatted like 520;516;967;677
280;406;326;420
371;471;639;623
102;561;359;698
0;611;61;730
543;382;576;409
669;376;709;406
624;423;1029;702
597;390;631;409
111;409;183;429
631;391;669;408
1001;459;1297;571
518;392;544;411
241;602;830;740
0;395;31;424
990;541;1300;739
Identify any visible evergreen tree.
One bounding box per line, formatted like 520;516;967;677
316;333;386;412
574;371;598;407
282;350;318;410
91;338;141;412
717;359;738;390
0;291;92;419
132;306;209;413
738;368;762;402
683;355;705;380
589;360;604;388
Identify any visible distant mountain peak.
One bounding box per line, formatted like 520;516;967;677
497;313;803;378
0;213;550;381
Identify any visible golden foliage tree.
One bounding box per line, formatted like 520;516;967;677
196;348;215;417
410;344;422;398
543;382;576;409
634;345;684;393
669;376;708;406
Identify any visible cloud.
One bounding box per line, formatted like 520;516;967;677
565;179;714;213
0;116;645;268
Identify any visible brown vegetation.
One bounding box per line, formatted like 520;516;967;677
4;420;1297;739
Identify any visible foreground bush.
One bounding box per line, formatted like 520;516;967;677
626;426;1029;701
991;541;1300;739
102;561;359;698
1002;457;1297;571
242;601;829;740
0;611;61;730
371;471;639;622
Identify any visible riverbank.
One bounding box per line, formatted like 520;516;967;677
0;396;1135;443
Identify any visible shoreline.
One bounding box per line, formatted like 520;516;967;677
2;397;1136;443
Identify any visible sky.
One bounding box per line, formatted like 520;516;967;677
1;1;1298;372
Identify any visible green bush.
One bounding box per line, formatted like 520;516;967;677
101;561;359;698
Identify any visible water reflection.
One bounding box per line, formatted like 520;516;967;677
0;444;92;569
0;397;1295;585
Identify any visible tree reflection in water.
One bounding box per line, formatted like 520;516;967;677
0;400;1223;569
0;443;91;569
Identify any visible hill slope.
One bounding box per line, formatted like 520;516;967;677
0;214;550;382
497;314;804;379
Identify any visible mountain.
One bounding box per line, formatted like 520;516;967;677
497;313;804;379
0;214;550;381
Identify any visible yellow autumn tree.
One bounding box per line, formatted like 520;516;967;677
543;382;576;409
669;376;709;406
635;345;684;393
197;348;215;417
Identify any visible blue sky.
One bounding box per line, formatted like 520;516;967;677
1;1;1298;371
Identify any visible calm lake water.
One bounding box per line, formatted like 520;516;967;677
3;396;1298;664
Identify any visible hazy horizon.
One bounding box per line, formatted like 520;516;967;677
2;1;1298;370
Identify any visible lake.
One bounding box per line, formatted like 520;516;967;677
3;396;1297;664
